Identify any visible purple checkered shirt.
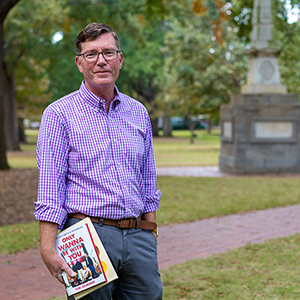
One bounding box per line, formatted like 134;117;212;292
34;82;161;229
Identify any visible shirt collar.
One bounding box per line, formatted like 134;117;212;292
79;81;121;110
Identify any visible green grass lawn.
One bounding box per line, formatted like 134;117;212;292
154;129;220;167
7;129;38;168
156;176;300;225
0;222;40;255
161;233;300;299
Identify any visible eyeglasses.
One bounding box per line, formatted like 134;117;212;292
77;49;121;63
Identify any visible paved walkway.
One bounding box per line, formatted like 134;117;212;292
1;166;300;300
157;165;300;178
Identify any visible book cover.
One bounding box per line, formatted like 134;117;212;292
55;218;118;299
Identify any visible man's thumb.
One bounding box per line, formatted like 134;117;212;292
63;265;77;278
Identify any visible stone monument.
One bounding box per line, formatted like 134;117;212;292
219;0;300;173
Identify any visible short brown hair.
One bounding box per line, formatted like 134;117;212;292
75;23;120;55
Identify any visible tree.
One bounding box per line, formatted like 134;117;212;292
117;17;165;136
43;0;168;136
0;0;20;169
162;0;300;143
163;1;248;143
0;0;169;160
3;0;68;150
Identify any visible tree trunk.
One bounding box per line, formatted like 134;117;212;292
207;119;213;135
189;121;197;144
18;117;26;143
162;115;172;137
4;69;19;150
151;117;159;137
0;0;20;169
0;21;9;169
131;76;159;137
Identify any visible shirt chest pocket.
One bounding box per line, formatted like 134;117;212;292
120;126;146;166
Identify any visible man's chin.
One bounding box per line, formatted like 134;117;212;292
93;78;113;86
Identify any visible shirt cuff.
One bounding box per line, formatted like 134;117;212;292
143;190;162;213
34;202;67;230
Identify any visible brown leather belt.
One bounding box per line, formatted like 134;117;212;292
68;213;157;231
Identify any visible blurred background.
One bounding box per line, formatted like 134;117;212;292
1;0;300;165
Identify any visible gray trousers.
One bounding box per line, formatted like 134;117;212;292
65;217;163;300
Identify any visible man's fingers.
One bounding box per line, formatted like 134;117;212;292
56;273;65;285
62;265;77;278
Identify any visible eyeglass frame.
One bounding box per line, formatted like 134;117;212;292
77;49;121;63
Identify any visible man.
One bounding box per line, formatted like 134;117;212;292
74;259;84;284
84;253;99;279
34;23;162;300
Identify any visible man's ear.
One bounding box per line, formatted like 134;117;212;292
119;52;124;70
75;56;83;73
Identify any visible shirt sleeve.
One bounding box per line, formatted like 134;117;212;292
34;107;69;227
141;112;162;214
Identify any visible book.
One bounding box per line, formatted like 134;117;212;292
55;217;118;299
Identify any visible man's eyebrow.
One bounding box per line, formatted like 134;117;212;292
85;48;117;52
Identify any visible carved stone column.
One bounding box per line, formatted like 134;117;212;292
241;0;286;94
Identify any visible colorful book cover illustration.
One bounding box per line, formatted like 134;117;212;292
55;218;117;298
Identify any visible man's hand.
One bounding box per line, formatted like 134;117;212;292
141;211;156;223
39;221;77;284
41;248;77;284
142;212;158;239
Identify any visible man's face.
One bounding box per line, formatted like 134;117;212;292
75;32;123;95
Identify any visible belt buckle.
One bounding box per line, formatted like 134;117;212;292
117;219;121;229
135;217;139;229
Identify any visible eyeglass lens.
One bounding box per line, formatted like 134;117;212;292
83;50;118;62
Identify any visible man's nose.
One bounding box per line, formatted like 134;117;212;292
96;52;106;64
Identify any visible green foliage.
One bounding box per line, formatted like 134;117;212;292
229;0;300;41
46;30;83;102
229;0;253;41
118;20;165;117
47;0;167;114
162;4;248;124
3;0;169;121
4;0;69;118
4;0;300;133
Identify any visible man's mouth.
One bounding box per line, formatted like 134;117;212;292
94;70;110;74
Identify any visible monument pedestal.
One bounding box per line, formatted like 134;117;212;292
219;94;300;173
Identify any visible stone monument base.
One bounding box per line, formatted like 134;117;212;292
241;83;287;94
219;94;300;174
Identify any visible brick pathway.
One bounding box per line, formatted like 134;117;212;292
158;204;300;268
1;166;300;300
